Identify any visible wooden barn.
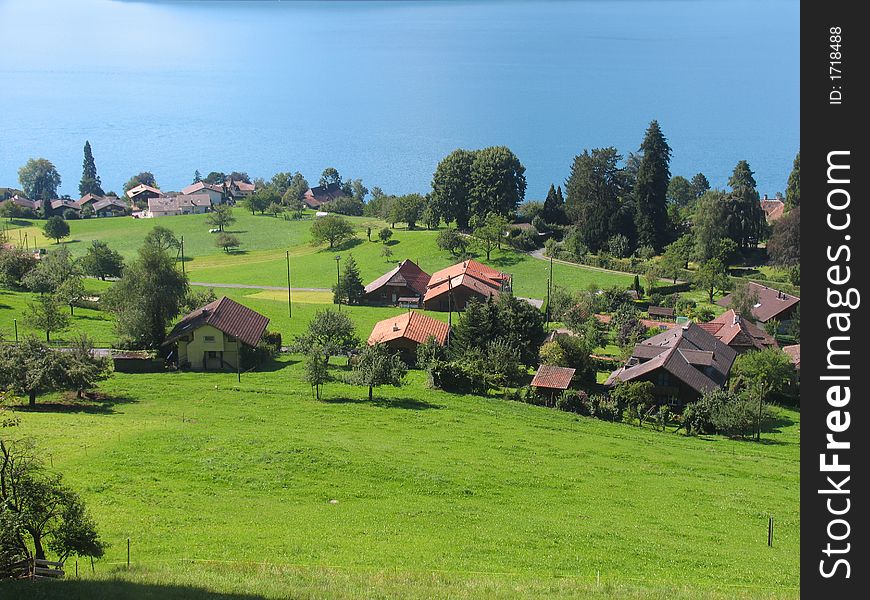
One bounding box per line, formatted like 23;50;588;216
363;259;430;306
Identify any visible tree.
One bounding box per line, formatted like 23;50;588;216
228;171;251;184
542;184;566;224
666;175;694;208
18;158;62;201
310;215;355;249
469;146;526;221
376;227;392;244
215;232;241;253
0;338;72;405
690;173;710;199
81;240;124;281
421;201;441;230
608;233;630;258
390;194;427;229
381;246;393;261
266;202;284;218
470;212;508;261
78;141;104;197
348;179;368;203
143;225;180;252
0;439;106;564
242;187;277;215
203;171;227;185
123;172;157;193
55;276;86;316
784;151;800;210
725;160;764;249
103;243;189;348
0;246;38;289
564;147;625;252
206;204;235;233
610;380;656;426
633;121;671;251
304;346;329;401
692;190;729;262
349;343;407;401
25;294;70;342
42;216;70;244
333;254;364;305
452;295;545;367
767;206;800;266
431;149;475;229
694;258;731;303
660;235;692;282
22;246;78;295
292;309;360;363
319;167;342;188
193;169;202;183
729;282;760;321
60;335;111;398
436;228;467;256
730;348;796;439
281;172;309;205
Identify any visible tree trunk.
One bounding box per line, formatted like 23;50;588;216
29;391;37;406
46;330;50;343
70;304;74;316
368;386;373;401
32;533;45;561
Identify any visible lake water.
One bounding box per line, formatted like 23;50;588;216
0;0;799;199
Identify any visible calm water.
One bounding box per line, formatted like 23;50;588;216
0;0;799;199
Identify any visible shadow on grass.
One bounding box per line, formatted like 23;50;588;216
0;578;268;600
489;253;523;268
324;395;441;410
385;239;400;246
246;358;298;373
11;393;137;415
7;218;35;227
320;237;362;253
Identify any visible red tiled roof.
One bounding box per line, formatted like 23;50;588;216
761;198;786;221
304;183;347;208
368;311;450;346
704;309;777;350
163;296;270;347
717;282;800;323
783;344;800;369
364;259;430;297
424;259;509;303
531;364;576;390
182;181;224;196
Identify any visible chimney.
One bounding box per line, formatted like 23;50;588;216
392;324;400;332
763;193;768;201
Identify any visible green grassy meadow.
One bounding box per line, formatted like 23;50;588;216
2;359;799;599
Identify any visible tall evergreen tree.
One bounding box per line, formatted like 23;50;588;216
542;184;566;224
690;173;710;198
79;141;103;197
784;151;800;210
633;121;671;251
334;254;365;305
193;169;202;184
725;160;764;249
564;148;625;253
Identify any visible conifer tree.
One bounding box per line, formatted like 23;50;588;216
79;141;104;197
334;254;364;305
690;173;710;198
784;151;800;210
193;169;202;184
542;184;566;224
725;160;764;249
633;121;671;251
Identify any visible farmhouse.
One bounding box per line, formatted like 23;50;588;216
48;199;81;217
605;322;737;407
531;365;576;392
181;181;225;204
363;259;430;306
423;259;512;311
92;197;129;217
0;194;39;212
717;282;800;323
698;309;777;353
146;194;212;217
126;183;163;203
226;177;255;199
163;296;269;371
303;183;347;209
367;311;450;362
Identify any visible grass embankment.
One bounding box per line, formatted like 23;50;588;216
2;359;800;599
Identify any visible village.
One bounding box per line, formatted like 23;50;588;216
0;133;801;595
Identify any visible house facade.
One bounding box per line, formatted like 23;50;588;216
163;296;269;371
698;309;777;353
422;259;512;311
363;259;431;306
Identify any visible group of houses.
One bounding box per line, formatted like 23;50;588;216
0;191;130;218
131;178;256;218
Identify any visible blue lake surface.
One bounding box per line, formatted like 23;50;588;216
0;0;799;199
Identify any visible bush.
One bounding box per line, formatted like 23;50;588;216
506;228;541;251
531;215;547;233
636;245;656;260
241;330;282;368
428;360;488;395
556;390;589;414
544;237;559;258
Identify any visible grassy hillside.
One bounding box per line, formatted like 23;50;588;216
7;213;634;296
2;360;799;599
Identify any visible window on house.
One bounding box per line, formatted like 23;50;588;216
207;351;218;359
203;335;215;343
226;336;236;342
656;371;669;387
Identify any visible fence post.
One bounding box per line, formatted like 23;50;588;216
75;559;78;578
768;516;774;546
127;537;131;568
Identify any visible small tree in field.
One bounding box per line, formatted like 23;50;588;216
349;343;407;401
55;276;86;316
81;240;124;280
292;309;360;363
25;294;69;342
304;346;329;401
381;246;393;261
43;216;70;244
206;204;235;232
611;380;656;426
215;232;241;253
333;254;364;305
378;227;393;243
311;215;355;249
436;228;468;256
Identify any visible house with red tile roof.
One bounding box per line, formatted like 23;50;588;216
163;296;270;371
698;309;777;353
605;322;737;407
423;259;512;311
363;260;430;306
531;365;576;391
717;282;800;323
782;344;800;371
760;195;785;222
303;183;348;209
181;181;225;204
368;311;450;362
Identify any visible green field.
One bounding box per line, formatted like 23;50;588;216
2;359;799;599
7;213;634;296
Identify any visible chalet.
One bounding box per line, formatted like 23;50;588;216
303;183;347;209
48;199;81;218
226;178;255;199
760;195;785;222
423;259;512;311
605;322;737;407
146;194;212;217
698;309;777;353
126;184;163;204
531;365;576;392
163;296;269;371
367;311;450;362
181;182;225;204
0;195;40;212
363;260;430;306
647;306;675;320
717;282;800;323
92;197;129;217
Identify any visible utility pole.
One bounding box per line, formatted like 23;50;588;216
180;235;185;275
287;250;293;319
335;255;342;311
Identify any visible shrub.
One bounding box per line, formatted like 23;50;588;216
636;245;656;260
543;237;559;258
556;390;588;414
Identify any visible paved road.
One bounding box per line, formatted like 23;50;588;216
189;282;330;292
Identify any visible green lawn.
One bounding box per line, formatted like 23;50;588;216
10;213;634;297
2;359;799;599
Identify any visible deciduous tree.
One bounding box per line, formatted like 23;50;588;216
206;204;235;232
43;216;70;244
18;158;61;201
349;343;407;401
310;215;355;249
